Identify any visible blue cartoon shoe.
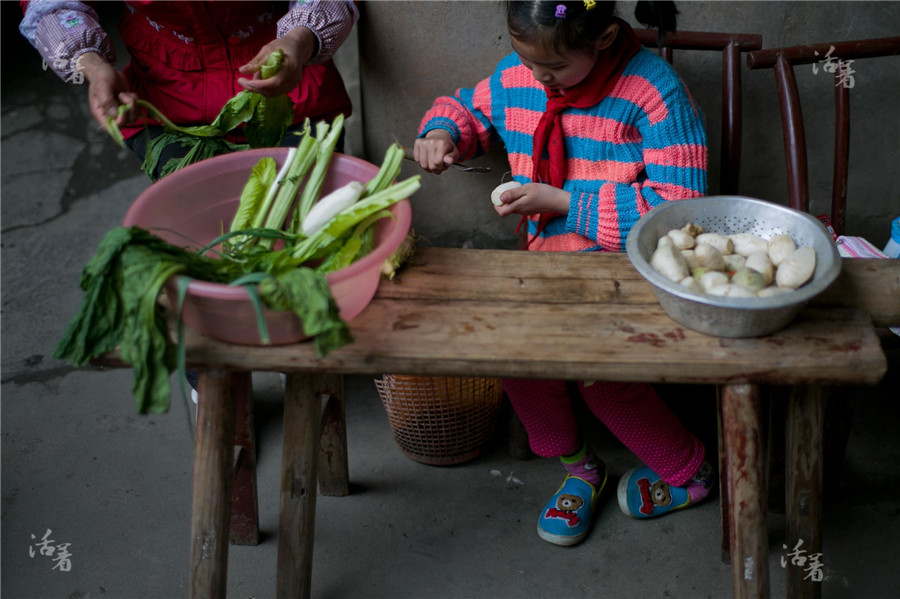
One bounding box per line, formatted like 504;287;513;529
537;469;607;546
617;461;714;519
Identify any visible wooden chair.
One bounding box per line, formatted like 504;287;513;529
634;29;762;195
746;36;900;597
746;36;900;235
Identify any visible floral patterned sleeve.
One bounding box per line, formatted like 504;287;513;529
277;0;358;64
19;1;115;84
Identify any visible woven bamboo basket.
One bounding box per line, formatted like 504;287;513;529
374;375;504;465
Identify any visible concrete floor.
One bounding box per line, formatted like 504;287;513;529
3;7;900;598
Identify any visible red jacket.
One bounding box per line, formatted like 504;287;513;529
117;1;351;139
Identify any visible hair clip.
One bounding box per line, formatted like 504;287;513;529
584;0;597;10
555;4;566;18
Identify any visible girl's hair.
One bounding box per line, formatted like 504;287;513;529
505;1;678;54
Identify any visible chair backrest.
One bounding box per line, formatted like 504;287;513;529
747;37;900;236
635;29;763;195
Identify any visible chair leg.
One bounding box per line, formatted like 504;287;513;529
318;374;350;497
506;397;533;460
767;388;787;514
229;371;260;546
822;387;855;500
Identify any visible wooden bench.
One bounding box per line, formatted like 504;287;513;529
119;247;896;599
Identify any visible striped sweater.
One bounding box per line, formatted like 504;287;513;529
418;48;708;252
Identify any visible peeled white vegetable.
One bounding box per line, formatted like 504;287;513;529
695;233;734;255
767;234;797;267
757;286;793;298
667;229;695;249
729;233;769;257
657;235;675;250
699;270;730;291
680;249;700;269
650;245;690;282
744;252;775;286
775;246;816;289
722;253;746;273
679;276;704;294
731;267;767;292
681;222;704;237
491;181;522;206
301;180;364;236
694;244;726;271
707;283;757;298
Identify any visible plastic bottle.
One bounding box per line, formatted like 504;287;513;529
883;217;900;258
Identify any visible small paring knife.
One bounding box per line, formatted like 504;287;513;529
402;148;493;174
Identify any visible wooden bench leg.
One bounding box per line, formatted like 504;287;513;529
229;372;260;545
716;385;731;564
190;370;236;599
721;383;769;599
277;373;324;599
318;374;350;497
786;386;824;599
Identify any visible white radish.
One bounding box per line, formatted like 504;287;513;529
667;229;695;249
731;267;767;293
729;233;769;257
699;270;730;291
707;283;757;298
650;245;690;282
695;233;734;255
491;181;522;206
301;180;365;236
681;249;700;269
775;246;817;289
744;252;775;286
767;234;797;267
679;276;704;294
723;253;746;273
694;243;726;271
681;222;704;237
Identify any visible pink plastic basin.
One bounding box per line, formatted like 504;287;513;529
123;148;412;345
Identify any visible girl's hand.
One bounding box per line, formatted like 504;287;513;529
413;130;459;174
493;182;571;217
79;52;139;128
238;27;316;98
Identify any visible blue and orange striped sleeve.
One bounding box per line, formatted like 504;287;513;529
417;55;519;162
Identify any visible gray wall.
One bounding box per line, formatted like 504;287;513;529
348;1;900;250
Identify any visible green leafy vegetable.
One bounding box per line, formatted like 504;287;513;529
108;49;295;179
56;118;421;415
53;226;348;414
230;157;278;234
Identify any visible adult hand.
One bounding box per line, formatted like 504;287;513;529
78;52;139;128
413;129;459;174
492;182;571;217
237;26;316;97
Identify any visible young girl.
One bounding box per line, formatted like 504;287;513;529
413;0;712;546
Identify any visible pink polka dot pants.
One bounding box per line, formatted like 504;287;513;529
502;378;705;487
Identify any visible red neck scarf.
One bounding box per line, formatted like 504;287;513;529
524;19;642;244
